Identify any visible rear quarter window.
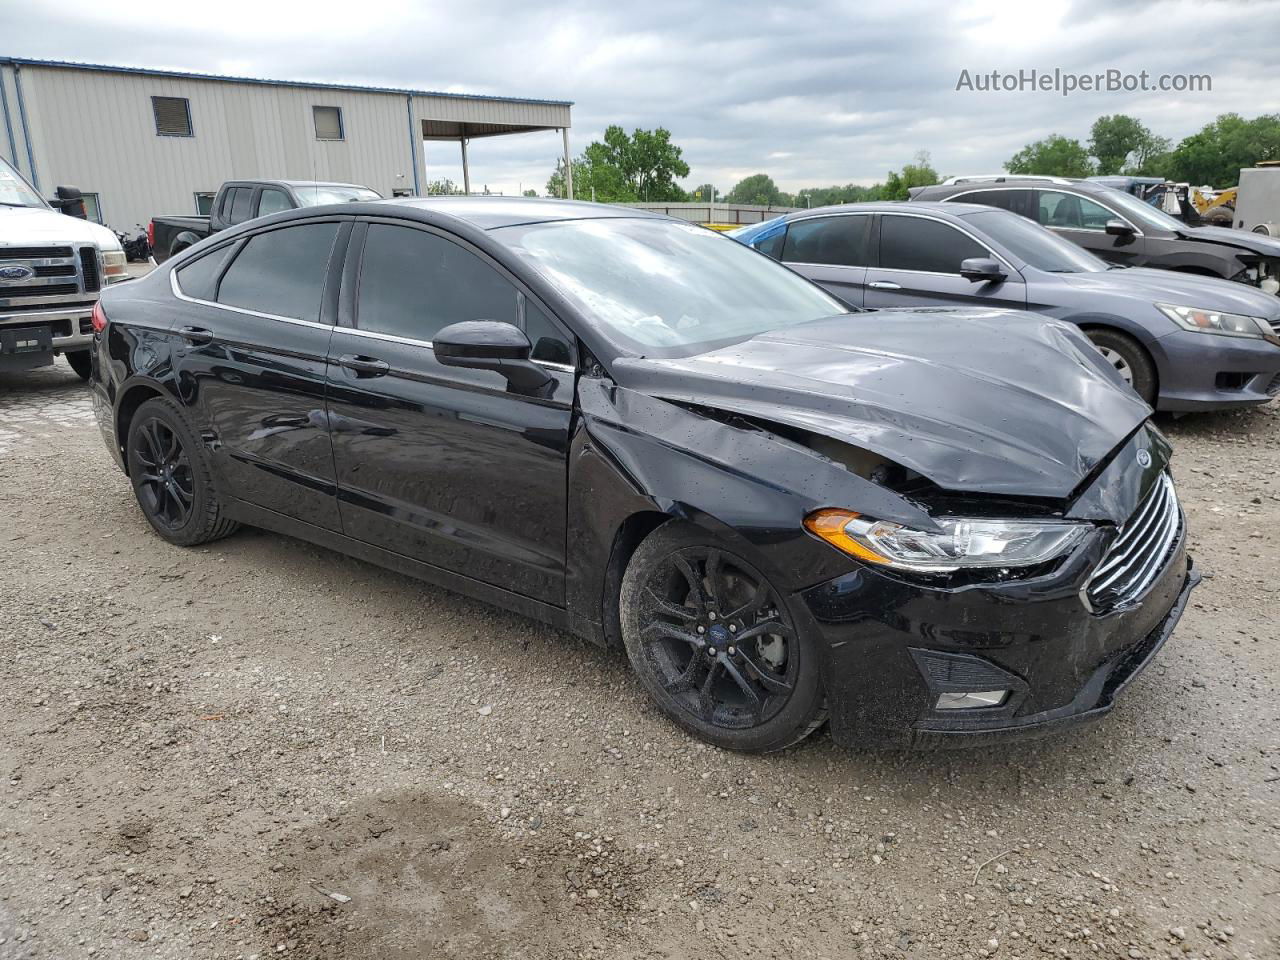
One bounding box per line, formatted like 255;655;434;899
174;244;235;301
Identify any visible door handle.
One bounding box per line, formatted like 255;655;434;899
337;353;390;378
868;281;901;290
178;325;214;345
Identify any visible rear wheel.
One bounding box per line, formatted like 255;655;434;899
64;350;91;381
126;397;239;546
1084;328;1157;406
620;521;826;752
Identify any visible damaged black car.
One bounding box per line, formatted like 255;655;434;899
88;198;1198;751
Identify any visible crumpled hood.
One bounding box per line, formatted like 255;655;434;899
1177;223;1280;256
610;309;1150;499
1062;267;1280;319
0;204;119;248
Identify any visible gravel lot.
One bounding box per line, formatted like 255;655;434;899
0;358;1277;960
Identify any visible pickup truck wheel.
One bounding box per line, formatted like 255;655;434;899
620;521;827;752
126;397;239;546
1084;329;1157;406
64;350;91;381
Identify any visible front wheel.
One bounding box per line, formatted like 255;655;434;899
126;397;239;546
1085;328;1157;406
65;350;91;381
620;522;827;752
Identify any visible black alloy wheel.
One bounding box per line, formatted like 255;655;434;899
132;415;194;530
621;522;826;751
125;397;239;546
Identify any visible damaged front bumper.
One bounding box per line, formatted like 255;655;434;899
796;521;1196;750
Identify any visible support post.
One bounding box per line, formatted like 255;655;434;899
561;127;573;200
460;135;471;196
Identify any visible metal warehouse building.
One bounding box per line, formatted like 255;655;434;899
0;57;574;231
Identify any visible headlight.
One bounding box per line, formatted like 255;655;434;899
1156;302;1271;339
100;247;128;281
804;509;1089;573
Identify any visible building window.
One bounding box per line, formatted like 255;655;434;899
152;96;193;137
313;106;344;141
194;192;216;215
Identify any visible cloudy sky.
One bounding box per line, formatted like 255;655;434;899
7;0;1280;196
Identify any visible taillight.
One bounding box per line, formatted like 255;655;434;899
147;220;155;249
91;301;107;333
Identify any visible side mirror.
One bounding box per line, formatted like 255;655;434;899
1104;218;1135;237
50;185;86;218
959;257;1006;283
433;320;552;393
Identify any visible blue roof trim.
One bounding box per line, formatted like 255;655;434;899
0;56;574;108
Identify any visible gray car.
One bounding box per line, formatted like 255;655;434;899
730;202;1280;411
909;177;1280;294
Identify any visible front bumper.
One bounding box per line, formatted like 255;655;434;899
0;305;96;367
1150;328;1280;410
798;521;1195;750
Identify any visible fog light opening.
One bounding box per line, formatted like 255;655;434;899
935;690;1009;710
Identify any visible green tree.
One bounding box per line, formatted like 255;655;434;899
1164;113;1280;187
725;173;787;205
522;188;538;198
1089;115;1168;176
424;178;465;195
881;151;940;201
1006;135;1094;178
547;126;690;202
689;182;719;202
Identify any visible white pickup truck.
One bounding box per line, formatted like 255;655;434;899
1;154;128;378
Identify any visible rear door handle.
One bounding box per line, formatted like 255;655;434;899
178;325;214;345
868;281;901;290
337;353;390;378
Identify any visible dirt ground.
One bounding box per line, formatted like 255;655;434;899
0;358;1277;960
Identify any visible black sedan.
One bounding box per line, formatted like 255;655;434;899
88;198;1197;751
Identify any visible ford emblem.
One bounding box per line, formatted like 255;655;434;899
1136;449;1152;468
0;264;36;282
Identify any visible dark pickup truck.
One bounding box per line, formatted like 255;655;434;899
149;179;381;263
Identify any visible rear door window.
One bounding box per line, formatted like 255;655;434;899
781;215;872;266
879;215;987;274
228;187;255;225
951;189;1032;219
217;222;340;322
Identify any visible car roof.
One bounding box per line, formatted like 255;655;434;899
922;178;1114;196
780;200;996;219
374;196;667;230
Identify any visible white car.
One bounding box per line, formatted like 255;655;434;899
1;155;128;378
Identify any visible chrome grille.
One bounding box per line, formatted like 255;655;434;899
0;244;92;308
1086;473;1181;612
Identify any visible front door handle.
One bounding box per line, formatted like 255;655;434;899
178;325;214;345
868;281;901;290
337;353;390;378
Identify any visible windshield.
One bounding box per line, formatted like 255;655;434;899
1093;186;1185;232
0;156;46;208
293;185;382;206
496;218;847;351
964;209;1108;273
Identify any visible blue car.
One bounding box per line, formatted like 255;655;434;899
731;202;1280;411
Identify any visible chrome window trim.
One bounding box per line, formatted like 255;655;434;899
170;269;575;372
169;268;331;330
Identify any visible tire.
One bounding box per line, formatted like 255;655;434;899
620;521;827;752
1084;328;1157;406
125;396;239;546
64;349;91;381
